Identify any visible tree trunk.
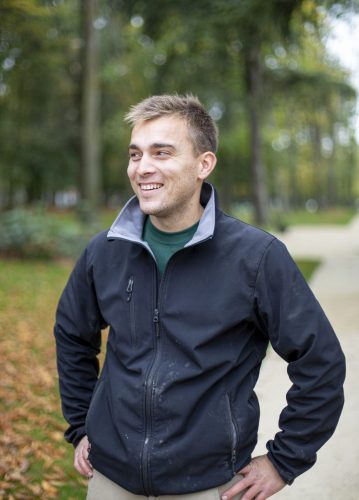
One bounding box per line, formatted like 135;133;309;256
80;0;101;207
327;128;336;207
245;46;268;226
311;122;324;207
288;141;300;209
344;139;357;204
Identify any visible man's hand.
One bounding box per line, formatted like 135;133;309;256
74;435;93;478
221;455;286;500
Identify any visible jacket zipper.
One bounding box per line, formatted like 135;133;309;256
140;247;213;494
126;276;136;346
225;394;238;474
140;265;161;495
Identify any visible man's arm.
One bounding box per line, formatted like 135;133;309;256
251;238;345;485
224;238;345;499
54;245;106;448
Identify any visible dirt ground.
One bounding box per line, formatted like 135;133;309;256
252;215;359;499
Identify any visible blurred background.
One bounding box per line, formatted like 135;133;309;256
0;1;358;498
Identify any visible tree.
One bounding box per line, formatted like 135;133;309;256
80;0;101;207
0;0;80;207
0;0;357;213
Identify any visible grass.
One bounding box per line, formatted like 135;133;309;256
0;259;87;499
233;206;356;228
295;259;320;281
281;207;356;226
0;253;319;498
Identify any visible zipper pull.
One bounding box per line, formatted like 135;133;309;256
153;308;159;323
126;276;134;302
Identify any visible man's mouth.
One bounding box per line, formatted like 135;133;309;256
139;183;163;191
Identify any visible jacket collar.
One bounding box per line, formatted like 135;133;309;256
107;182;216;247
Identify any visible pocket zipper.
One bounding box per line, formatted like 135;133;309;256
225;394;238;473
126;276;136;346
126;276;134;302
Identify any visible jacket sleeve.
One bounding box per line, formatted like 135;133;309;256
54;245;107;447
253;238;345;484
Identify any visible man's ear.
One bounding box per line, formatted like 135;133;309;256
198;152;217;180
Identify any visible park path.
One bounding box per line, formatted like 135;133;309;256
252;213;359;499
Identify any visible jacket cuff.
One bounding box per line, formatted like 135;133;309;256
266;451;295;485
65;425;87;448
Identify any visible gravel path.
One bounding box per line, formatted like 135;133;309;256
252;214;359;499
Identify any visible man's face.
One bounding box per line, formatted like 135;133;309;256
127;115;205;230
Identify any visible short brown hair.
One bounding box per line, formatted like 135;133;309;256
124;94;218;154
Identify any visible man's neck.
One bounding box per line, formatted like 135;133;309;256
150;204;204;233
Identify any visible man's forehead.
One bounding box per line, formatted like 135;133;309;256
129;115;190;147
131;115;188;135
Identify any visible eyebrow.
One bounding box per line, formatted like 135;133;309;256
128;143;176;150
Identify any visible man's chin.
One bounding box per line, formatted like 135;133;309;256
138;202;160;216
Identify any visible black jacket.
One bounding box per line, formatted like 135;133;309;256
54;183;345;495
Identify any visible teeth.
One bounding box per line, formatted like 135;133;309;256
140;184;162;191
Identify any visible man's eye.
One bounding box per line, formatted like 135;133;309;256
129;152;141;160
156;151;169;157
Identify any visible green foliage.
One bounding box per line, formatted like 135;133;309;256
0;0;358;211
0;208;60;258
0;0;79;204
0;207;100;259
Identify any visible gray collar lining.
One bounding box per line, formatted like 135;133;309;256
107;182;216;248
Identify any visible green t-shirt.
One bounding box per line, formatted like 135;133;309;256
143;217;199;275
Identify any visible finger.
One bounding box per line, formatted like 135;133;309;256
251;493;266;500
241;484;261;500
76;456;92;477
81;450;93;477
74;452;87;477
221;476;251;500
75;447;93;477
238;463;252;475
74;454;86;477
80;448;93;469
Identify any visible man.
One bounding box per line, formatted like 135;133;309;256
54;94;345;500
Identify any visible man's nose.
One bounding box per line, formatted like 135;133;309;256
136;153;156;176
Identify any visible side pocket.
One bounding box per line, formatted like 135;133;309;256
225;393;239;475
85;377;106;438
126;276;136;347
248;391;259;421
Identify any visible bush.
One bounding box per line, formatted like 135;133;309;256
0;208;100;259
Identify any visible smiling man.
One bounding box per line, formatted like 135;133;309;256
127;114;213;232
54;95;345;500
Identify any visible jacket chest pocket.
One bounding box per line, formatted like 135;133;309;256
126;276;137;347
